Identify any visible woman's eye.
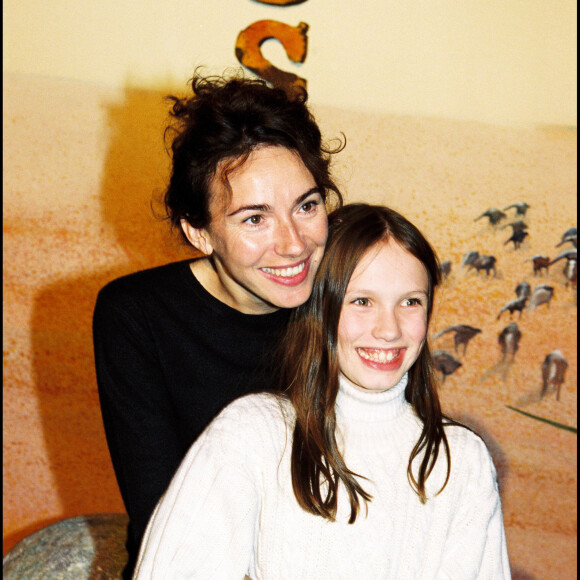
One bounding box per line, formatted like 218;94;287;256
300;200;319;213
353;298;370;306
403;298;422;307
244;215;263;225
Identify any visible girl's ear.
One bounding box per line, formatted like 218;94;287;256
180;219;214;256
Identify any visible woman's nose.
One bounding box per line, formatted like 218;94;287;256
275;219;307;257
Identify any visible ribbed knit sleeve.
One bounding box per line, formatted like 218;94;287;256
134;394;286;579
436;426;511;579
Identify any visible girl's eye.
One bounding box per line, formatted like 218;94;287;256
403;298;422;307
244;215;263;225
353;298;370;306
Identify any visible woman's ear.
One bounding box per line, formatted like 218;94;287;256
180;219;213;256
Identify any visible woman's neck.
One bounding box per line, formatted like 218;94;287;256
189;257;278;315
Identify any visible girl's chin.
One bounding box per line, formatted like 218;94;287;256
359;356;404;373
344;372;404;393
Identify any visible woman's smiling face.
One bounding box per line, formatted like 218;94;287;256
183;145;328;314
337;239;429;393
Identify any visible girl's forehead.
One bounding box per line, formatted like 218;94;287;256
352;240;403;274
348;240;428;289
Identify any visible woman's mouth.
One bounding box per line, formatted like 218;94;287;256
260;258;310;286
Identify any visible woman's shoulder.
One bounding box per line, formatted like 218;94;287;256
98;260;194;299
94;260;202;322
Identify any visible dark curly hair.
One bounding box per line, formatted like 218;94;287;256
162;70;344;245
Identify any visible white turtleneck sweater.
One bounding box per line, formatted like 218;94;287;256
134;375;511;579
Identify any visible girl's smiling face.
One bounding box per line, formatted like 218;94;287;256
337;239;429;393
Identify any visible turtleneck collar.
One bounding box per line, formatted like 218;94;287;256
335;373;409;423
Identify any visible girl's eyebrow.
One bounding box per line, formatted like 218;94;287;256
227;187;322;217
345;287;428;297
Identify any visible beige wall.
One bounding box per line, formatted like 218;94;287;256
3;1;577;578
4;0;577;126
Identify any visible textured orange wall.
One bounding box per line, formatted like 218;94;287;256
4;73;576;578
3;73;192;552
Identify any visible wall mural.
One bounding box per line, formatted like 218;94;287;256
233;3;576;439
233;3;576;438
2;4;575;578
433;210;575;432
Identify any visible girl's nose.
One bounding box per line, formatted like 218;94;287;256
372;309;402;342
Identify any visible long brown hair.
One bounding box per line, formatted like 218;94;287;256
277;203;453;523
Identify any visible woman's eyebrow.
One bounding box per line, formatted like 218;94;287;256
227;187;322;217
294;187;323;206
227;203;270;217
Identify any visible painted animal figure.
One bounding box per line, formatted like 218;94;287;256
550;249;577;264
540;350;568;401
475;208;507;226
501;220;528;234
469;255;497;277
528;284;554;311
503;202;530;217
498;322;521;362
432;350;462;383
515;281;531;300
433;324;482;355
556;227;577;248
550;249;578;288
439;260;452;279
497;295;527;320
504;229;529;249
461;251;479;267
462;251;497;276
563;259;577;288
525;255;550;276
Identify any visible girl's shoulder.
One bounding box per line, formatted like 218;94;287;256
444;421;489;452
209;392;294;443
443;421;499;482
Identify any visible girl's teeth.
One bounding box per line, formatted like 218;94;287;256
358;348;399;363
262;262;305;278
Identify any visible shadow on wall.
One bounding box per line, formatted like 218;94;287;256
450;414;510;497
98;84;193;269
9;86;194;554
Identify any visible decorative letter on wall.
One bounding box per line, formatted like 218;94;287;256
253;0;308;5
235;20;309;100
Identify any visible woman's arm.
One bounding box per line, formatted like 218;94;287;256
93;286;185;575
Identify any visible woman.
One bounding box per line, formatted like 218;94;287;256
92;71;343;578
133;204;511;579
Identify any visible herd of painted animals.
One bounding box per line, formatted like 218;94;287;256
430;202;575;409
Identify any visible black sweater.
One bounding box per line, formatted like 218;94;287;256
92;260;291;578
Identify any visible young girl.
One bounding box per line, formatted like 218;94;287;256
134;203;511;579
